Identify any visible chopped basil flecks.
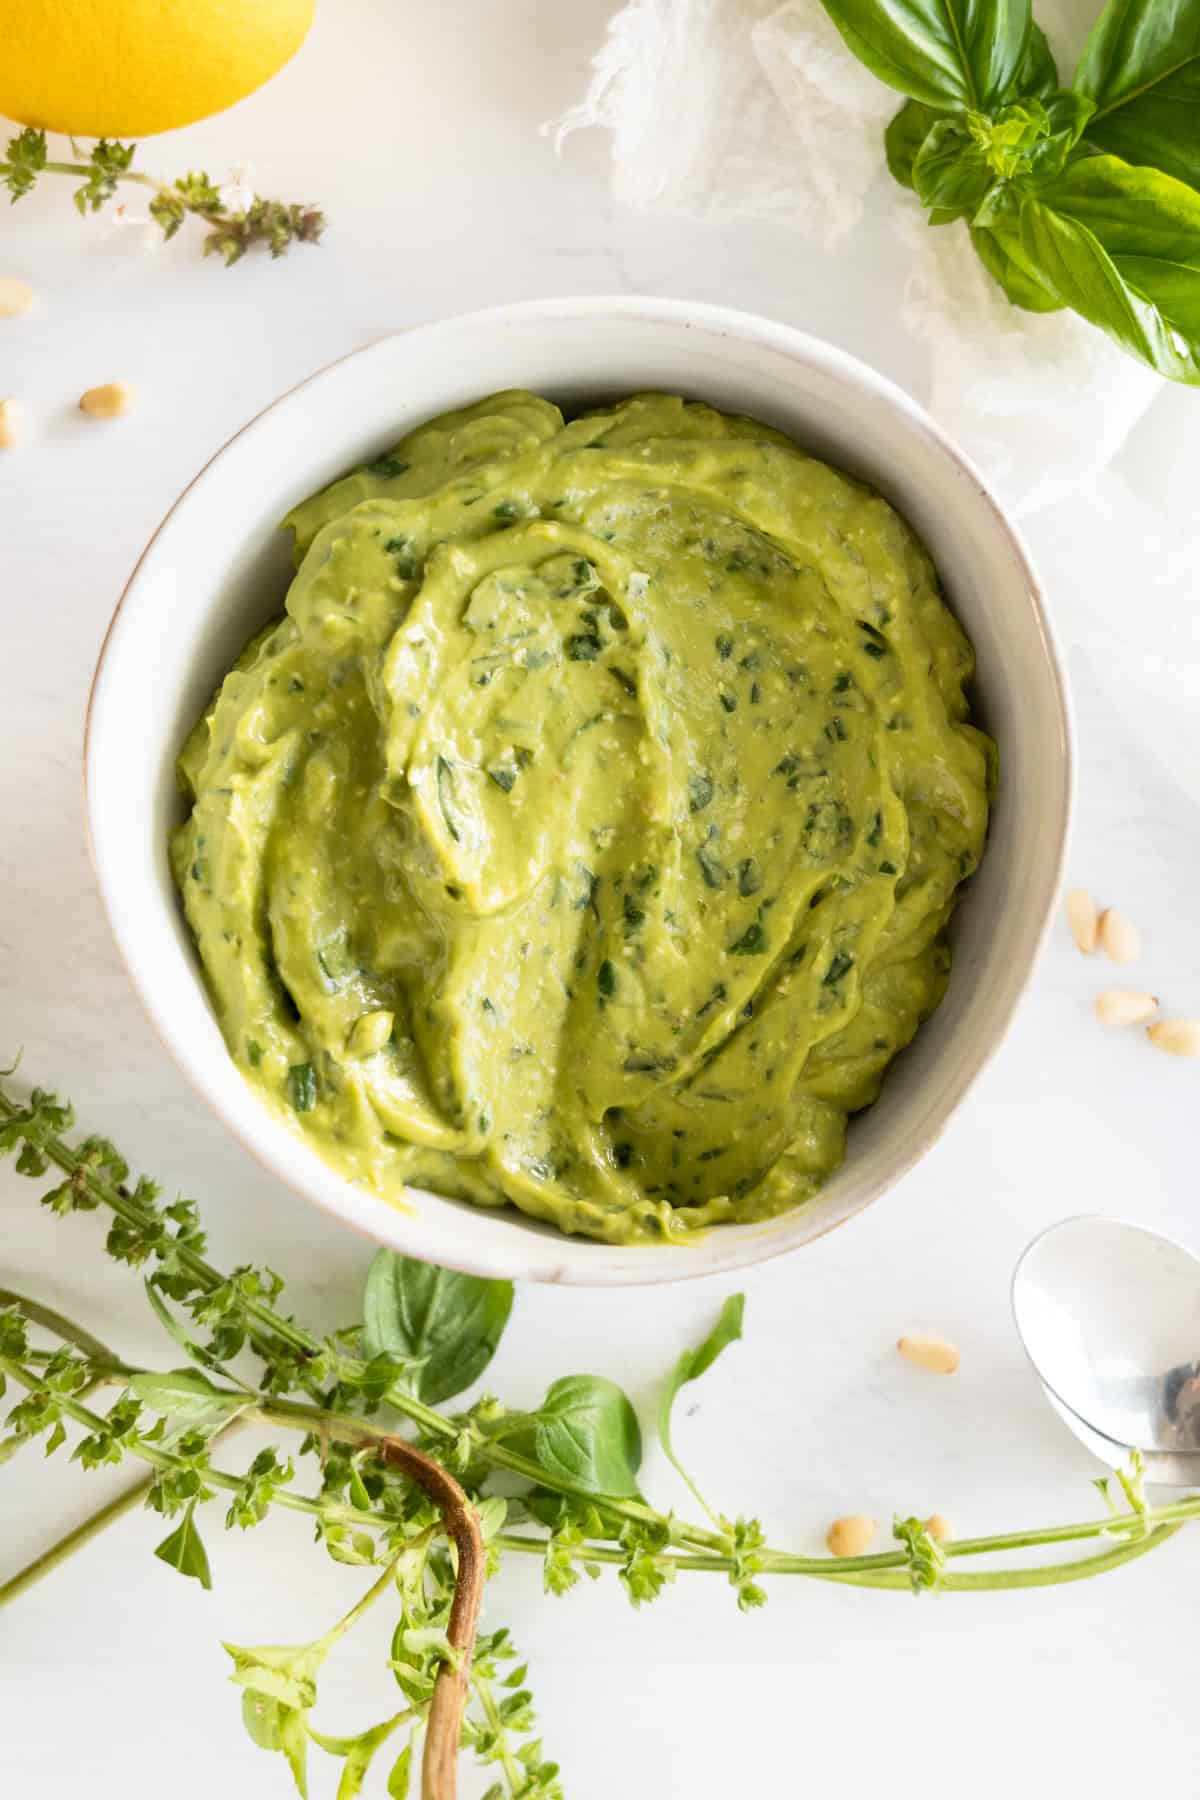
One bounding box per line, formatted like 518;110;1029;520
823;950;854;987
737;857;763;897
697;845;727;889
729;922;766;956
287;1062;317;1112
689;774;714;813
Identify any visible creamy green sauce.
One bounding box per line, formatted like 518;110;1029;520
172;391;993;1245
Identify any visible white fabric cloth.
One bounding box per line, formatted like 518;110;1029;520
558;0;1200;802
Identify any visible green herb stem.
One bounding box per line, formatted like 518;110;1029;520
791;1524;1184;1590
0;1470;155;1606
1;128;324;264
41;159;158;188
490;1522;1186;1591
256;1393;728;1554
0;1288;124;1366
320;1550;405;1652
472;1670;527;1795
0;1093;726;1554
6;1302;1198;1599
0;1360;392;1549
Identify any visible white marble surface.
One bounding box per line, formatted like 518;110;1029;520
2;4;1198;1796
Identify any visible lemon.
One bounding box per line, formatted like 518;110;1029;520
0;0;315;138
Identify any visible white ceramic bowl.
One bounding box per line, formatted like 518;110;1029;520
86;297;1072;1285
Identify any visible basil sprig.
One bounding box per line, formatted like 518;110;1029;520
822;0;1200;382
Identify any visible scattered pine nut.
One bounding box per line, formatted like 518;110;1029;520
79;381;136;419
924;1514;952;1543
349;1009;394;1057
897;1333;960;1375
1095;989;1158;1028
0;397;24;448
1147;1019;1200;1059
826;1515;876;1558
0;276;34;317
1066;889;1099;954
1098;908;1140;965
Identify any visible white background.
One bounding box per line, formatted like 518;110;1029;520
3;3;1198;1795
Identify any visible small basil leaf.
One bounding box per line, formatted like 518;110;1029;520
532;1374;642;1498
224;1639;327;1711
819;0;1032;110
241;1691;286;1752
1020;193;1200;382
143;1278;254;1387
884;99;950;188
308;1711;410;1800
912;118;994;218
475;1494;509;1541
387;1738;415;1799
279;1706;311;1800
969;223;1065;310
1077;0;1200;192
152;1499;213;1589
130;1367;249;1421
360;1250;513;1405
1041;89;1096;145
657;1294;744;1515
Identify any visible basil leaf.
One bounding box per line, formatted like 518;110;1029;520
1020;191;1200;381
287;1062;317;1113
532;1374;642;1498
909;92;1094;225
1039;151;1200;259
224;1638;327;1710
1032;155;1200;370
912;117;994;217
130;1367;249;1421
970;222;1065;309
884;41;1071;199
1077;0;1200;192
143;1278;253;1385
1030;91;1098;173
387;1739;414;1799
885;99;949;188
308;1711;410;1799
360;1250;513;1405
819;0;1032;110
657;1294;744;1514
1015;20;1059;98
241;1690;286;1752
153;1498;213;1589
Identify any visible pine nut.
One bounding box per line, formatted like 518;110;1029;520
0;397;23;448
1147;1019;1200;1059
79;381;136;419
1098;908;1140;964
826;1515;876;1558
924;1514;952;1542
0;276;34;317
897;1333;960;1374
1095;989;1158;1027
1066;889;1098;954
349;1010;394;1057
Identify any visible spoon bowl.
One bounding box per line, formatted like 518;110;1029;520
1012;1216;1200;1483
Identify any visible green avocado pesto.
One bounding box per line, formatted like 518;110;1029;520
171;390;994;1245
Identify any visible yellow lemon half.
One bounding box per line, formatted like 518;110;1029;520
0;0;315;138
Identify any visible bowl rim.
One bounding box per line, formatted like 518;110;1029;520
84;293;1074;1285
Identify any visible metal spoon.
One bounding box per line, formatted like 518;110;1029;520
1012;1215;1200;1487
